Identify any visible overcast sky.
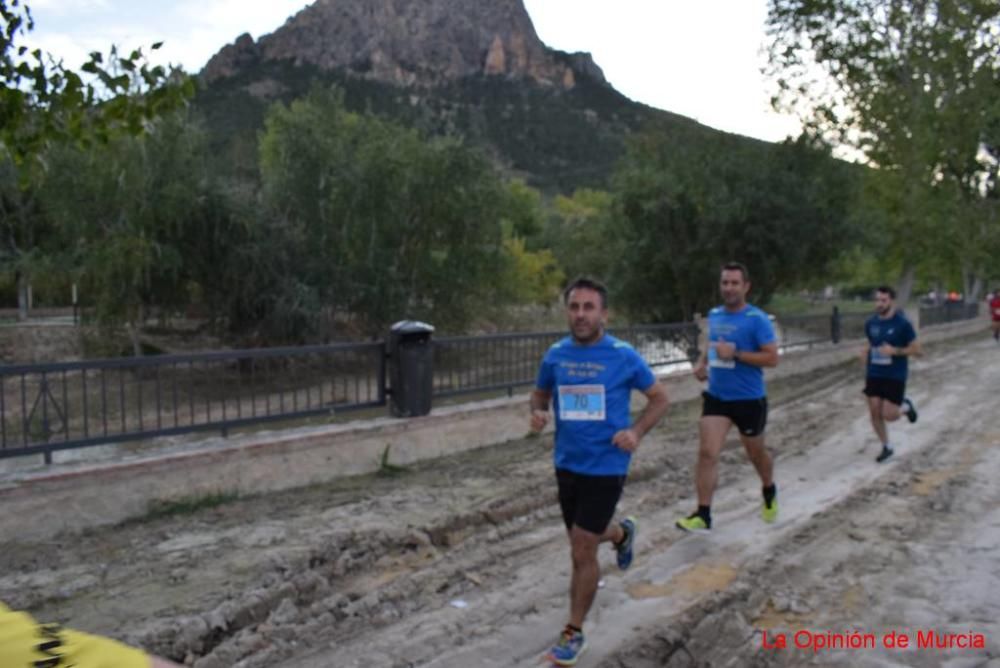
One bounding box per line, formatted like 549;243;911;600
21;0;801;143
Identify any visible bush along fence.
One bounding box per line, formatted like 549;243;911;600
0;303;978;463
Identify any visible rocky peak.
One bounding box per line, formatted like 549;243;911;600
202;0;606;89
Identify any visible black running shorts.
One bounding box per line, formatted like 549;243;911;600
863;377;905;406
701;391;768;437
555;469;625;535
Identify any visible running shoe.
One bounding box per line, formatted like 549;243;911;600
903;398;918;424
547;626;587;666
876;445;894;463
615;516;637;570
761;497;778;524
675;513;711;532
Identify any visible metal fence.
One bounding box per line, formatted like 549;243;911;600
432;322;701;399
0;343;384;462
775;307;875;350
1;303;981;462
433;332;562;398
919;301;979;327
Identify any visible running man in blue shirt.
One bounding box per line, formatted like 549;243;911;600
677;262;779;532
862;286;920;463
530;277;669;666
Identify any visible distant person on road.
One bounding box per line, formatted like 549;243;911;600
990;290;1000;343
0;601;181;668
861;286;921;463
529;276;669;666
676;262;780;533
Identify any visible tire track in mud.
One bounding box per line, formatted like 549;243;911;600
1;362;843;665
0;331;991;667
606;335;1000;668
295;334;991;667
607;416;1000;667
204;365;879;667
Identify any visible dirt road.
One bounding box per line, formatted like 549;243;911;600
2;332;998;667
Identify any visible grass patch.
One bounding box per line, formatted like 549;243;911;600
142;490;240;521
376;444;408;478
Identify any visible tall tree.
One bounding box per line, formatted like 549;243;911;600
766;0;1000;302
1;1;192;320
258;87;510;337
1;1;192;165
609;124;857;322
542;188;617;282
40;112;233;355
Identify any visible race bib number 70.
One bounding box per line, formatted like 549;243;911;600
558;384;606;421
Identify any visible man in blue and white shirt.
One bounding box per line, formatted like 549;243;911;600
530;277;669;666
677;262;779;532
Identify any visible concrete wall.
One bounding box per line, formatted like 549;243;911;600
0;315;987;542
0;323;81;364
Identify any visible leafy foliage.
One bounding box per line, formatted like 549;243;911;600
1;0;193;166
256;87;512;336
1;0;193;328
38;112;243;347
542;188;617;282
608;124;858;321
765;0;1000;299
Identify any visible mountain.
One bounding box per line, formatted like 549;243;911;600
203;0;604;89
195;0;756;193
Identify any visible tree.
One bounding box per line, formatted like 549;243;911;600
1;1;193;321
257;87;511;337
765;0;1000;302
1;1;192;165
496;180;564;307
609;123;857;322
542;188;618;282
40;112;236;355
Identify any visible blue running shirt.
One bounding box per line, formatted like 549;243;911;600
865;311;915;381
536;334;656;475
706;305;776;401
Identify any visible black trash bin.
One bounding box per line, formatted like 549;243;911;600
388;320;435;417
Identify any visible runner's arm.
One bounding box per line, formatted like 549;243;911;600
884;339;922;357
734;342;778;368
692;347;709;380
530;388;552;412
529;389;552;432
611;381;669;452
631;381;669;439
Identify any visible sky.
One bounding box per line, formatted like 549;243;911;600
20;0;802;143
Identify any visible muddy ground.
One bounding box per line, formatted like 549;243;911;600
2;332;998;667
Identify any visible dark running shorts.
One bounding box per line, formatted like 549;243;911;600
701;391;768;437
863;377;905;405
556;469;625;535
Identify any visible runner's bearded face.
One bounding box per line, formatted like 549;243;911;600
566;287;606;344
875;291;893;317
720;270;749;309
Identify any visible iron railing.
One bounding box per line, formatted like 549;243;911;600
919;301;979;327
0;343;385;462
433;331;562;398
1;303;981;462
432;323;701;399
